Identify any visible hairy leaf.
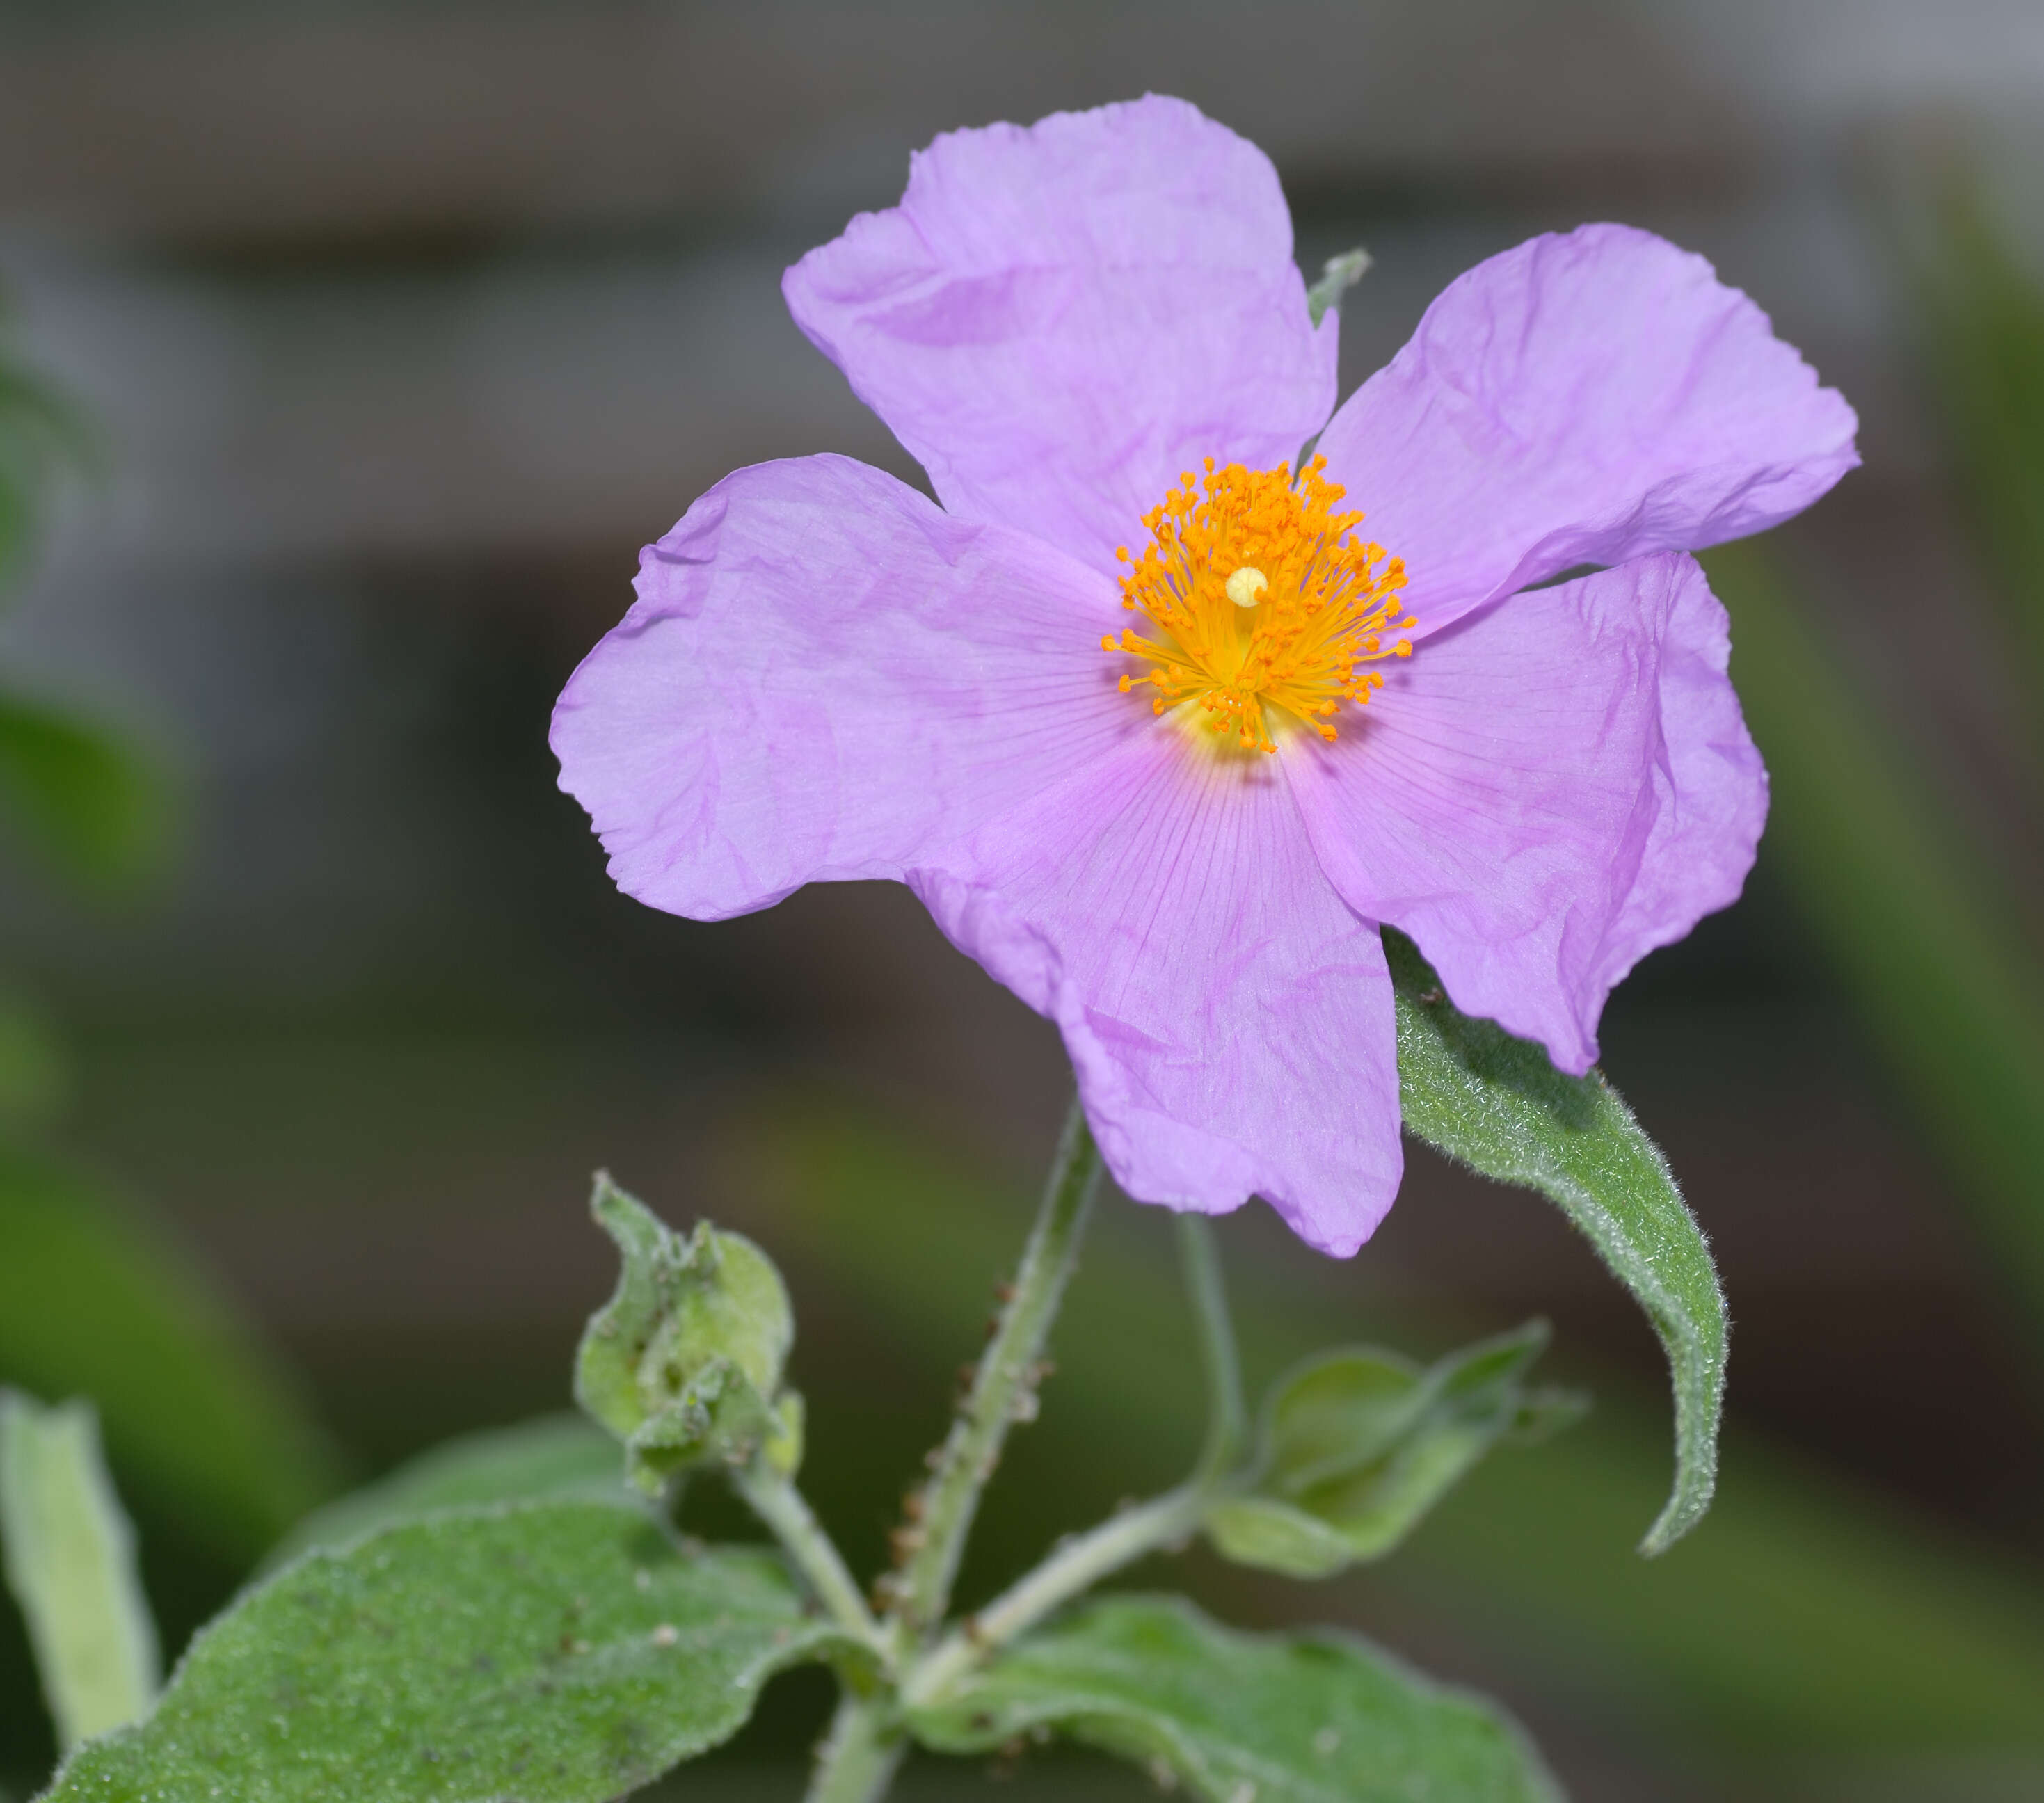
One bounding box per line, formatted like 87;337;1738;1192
47;1501;847;1803
908;1594;1559;1802
1387;929;1724;1553
0;1391;158;1748
1208;1322;1570;1578
0;1145;335;1562
266;1414;628;1570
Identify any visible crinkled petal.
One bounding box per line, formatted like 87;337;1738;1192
1284;553;1764;1074
551;454;1137;920
911;731;1402;1256
1315;223;1858;634
784;95;1338;575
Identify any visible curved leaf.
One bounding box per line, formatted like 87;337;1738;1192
1207;1322;1570;1577
46;1501;847;1803
907;1594;1559;1802
1386;928;1725;1553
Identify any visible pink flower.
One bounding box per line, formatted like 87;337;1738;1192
552;97;1856;1255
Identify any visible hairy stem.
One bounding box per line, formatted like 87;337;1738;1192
733;1464;884;1653
804;1694;905;1803
888;1096;1102;1640
904;1484;1208;1707
1178;1216;1245;1483
904;1214;1249;1708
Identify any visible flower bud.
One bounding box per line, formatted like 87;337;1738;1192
575;1173;795;1495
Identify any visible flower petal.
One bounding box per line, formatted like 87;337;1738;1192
1315;223;1858;633
551;454;1136;921
1284;553;1764;1074
783;95;1338;574
911;732;1402;1256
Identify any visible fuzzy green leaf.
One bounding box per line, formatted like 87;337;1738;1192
265;1414;628;1571
576;1174;795;1494
1203;1497;1356;1580
46;1501;847;1803
1387;928;1724;1553
1207;1324;1562;1578
0;1391;159;1749
907;1594;1559;1802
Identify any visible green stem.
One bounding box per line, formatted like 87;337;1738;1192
904;1484;1208;1708
1177;1216;1245;1484
804;1694;905;1803
888;1096;1102;1640
733;1464;884;1653
905;1213;1252;1708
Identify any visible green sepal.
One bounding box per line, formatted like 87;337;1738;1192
906;1594;1560;1802
1204;1322;1563;1578
575;1173;795;1493
1387;925;1726;1553
44;1500;851;1803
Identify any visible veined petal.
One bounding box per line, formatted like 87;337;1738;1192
912;732;1403;1256
1284;554;1764;1073
551;454;1135;921
1316;224;1858;634
784;95;1337;575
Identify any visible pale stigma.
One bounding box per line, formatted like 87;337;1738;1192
1224;566;1268;609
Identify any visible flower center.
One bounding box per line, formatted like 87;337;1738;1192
1104;456;1412;754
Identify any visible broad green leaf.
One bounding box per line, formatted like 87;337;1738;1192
1386;929;1723;1553
0;1391;158;1749
1210;1324;1563;1578
265;1413;629;1570
0;1144;336;1562
47;1501;847;1803
576;1173;795;1494
0;691;171;897
907;1594;1560;1802
1305;248;1371;326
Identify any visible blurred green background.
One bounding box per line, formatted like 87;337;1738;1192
2;3;2043;1799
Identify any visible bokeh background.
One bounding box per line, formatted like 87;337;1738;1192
3;3;2044;1799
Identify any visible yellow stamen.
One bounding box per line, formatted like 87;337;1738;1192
1106;456;1413;754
